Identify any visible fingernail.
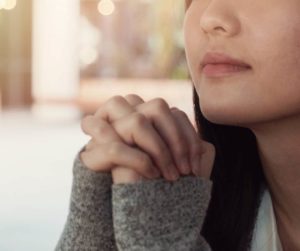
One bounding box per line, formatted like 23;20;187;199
192;155;202;176
168;165;179;181
172;171;179;180
179;158;190;175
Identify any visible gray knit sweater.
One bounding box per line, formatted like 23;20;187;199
54;150;213;251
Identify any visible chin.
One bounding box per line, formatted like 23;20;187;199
199;102;266;127
202;110;239;126
200;103;236;125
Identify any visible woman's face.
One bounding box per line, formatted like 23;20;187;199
184;0;300;127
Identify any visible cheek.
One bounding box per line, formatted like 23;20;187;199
184;33;198;73
253;18;300;107
183;16;204;79
250;3;300;80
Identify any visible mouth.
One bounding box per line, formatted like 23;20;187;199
200;52;252;78
202;63;252;78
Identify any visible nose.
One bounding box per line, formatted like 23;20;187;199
200;1;240;38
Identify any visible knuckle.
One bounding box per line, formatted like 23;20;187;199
107;95;126;107
176;109;188;119
170;106;180;113
151;98;169;111
172;108;189;120
125;94;141;100
170;106;179;111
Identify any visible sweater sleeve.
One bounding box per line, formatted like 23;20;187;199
112;176;213;251
55;149;117;251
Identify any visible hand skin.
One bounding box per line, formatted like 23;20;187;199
80;94;216;184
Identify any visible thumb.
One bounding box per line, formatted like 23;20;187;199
112;166;144;184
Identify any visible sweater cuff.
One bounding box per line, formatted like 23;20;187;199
55;148;116;250
112;176;213;250
71;147;113;220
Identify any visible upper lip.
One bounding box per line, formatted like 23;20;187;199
201;52;251;69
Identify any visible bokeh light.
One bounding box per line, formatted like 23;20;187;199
0;0;5;9
0;0;17;10
97;0;115;16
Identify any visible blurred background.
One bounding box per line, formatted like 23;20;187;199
0;0;193;250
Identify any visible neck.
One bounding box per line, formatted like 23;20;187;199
249;115;300;248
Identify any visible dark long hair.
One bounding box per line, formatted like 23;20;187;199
192;87;266;250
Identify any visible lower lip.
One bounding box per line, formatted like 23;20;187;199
202;64;251;77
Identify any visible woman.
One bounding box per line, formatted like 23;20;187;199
55;0;300;250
